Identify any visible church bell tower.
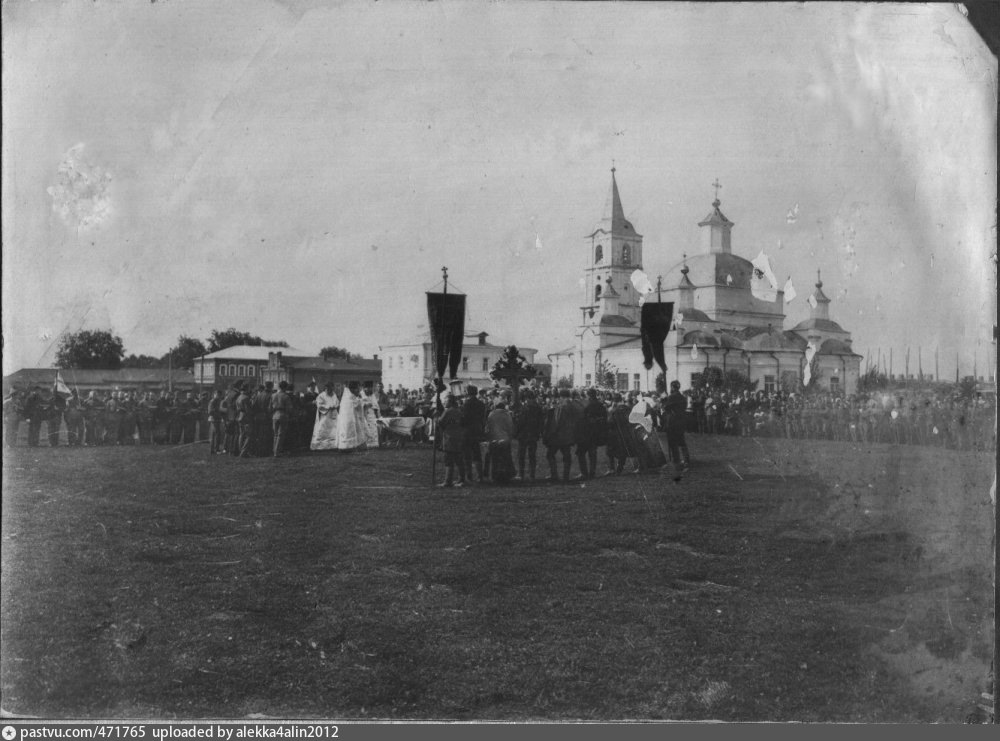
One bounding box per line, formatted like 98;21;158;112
581;167;645;328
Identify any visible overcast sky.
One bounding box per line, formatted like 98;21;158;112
2;1;996;377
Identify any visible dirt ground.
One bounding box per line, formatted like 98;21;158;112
1;433;994;721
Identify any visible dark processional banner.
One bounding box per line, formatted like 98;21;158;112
426;292;466;380
640;301;674;374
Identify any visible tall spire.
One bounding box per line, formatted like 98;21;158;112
602;165;629;232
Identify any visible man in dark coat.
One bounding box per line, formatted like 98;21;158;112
222;382;241;456
460;385;487;482
575;388;608;479
3;390;24;447
269;381;293;457
513;389;544;482
544;388;582;483
661;381;691;481
437;395;466;487
236;384;254;457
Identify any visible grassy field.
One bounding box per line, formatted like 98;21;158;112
1;434;994;721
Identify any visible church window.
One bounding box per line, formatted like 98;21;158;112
388;357;393;369
595;244;603;263
482;357;489;372
595;284;602;301
398;356;403;370
830;376;840;393
616;373;629;391
462;357;469;371
622;244;631;265
764;375;775;394
585;373;592;387
633;373;641;391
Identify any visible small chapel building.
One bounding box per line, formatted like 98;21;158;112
548;170;862;395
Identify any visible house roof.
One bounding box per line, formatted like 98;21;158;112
284;357;382;372
199;345;312;361
4;367;197;391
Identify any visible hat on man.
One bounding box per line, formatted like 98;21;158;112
670;380;681;390
279;381;289;390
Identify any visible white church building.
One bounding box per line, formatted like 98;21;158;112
549;170;861;395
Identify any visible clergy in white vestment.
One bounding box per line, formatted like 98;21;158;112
337;381;366;451
311;382;340;450
361;384;380;448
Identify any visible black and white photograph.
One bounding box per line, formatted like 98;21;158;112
2;0;996;725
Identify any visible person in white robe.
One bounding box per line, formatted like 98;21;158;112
361;383;380;448
337;381;365;451
311;382;340;451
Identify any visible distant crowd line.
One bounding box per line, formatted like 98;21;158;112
3;379;994;461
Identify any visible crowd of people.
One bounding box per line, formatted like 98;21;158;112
1;380;387;457
683;387;995;451
4;378;994;471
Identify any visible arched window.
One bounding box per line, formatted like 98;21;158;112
228;364;237;376
482;357;489;372
595;244;603;263
219;364;227;377
622;244;631;265
595;284;603;301
238;364;246;377
248;365;255;377
462;357;469;371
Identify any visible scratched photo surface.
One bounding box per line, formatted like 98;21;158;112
1;0;995;723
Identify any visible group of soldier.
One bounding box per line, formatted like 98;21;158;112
2;379;386;459
430;382;691;487
684;387;995;451
3;387;204;448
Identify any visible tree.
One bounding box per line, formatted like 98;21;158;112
693;366;726;391
555;376;574;389
597;359;618;389
723;368;758;395
319;345;361;361
121;354;164;369
162;335;207;370
857;366;888;393
55;329;125;370
206;328;288;353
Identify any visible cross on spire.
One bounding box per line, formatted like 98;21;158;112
611;159;616;174
712;178;722;205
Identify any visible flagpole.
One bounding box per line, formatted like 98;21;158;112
430;266;448;486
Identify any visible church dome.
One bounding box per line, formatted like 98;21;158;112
817;338;856;356
790;317;847;333
662;252;755;290
742;329;808;351
681;329;744;349
677;308;713;324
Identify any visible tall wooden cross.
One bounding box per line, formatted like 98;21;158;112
490;345;536;407
712;178;722;201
